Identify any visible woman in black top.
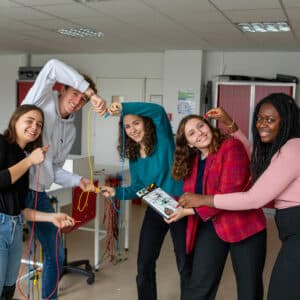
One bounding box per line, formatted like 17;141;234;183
0;105;74;300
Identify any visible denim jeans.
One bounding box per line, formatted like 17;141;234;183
0;212;23;295
25;190;64;300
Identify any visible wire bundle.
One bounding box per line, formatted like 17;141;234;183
102;176;121;263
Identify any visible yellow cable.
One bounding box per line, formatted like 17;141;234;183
77;107;96;212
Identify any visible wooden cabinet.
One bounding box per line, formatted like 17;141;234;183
215;81;296;138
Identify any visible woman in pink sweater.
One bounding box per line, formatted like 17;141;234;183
178;93;300;300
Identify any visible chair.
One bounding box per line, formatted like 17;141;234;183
59;185;97;285
60;236;95;285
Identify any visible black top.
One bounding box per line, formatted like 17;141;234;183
0;134;27;215
195;156;206;194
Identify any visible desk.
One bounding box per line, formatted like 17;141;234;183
46;159;130;271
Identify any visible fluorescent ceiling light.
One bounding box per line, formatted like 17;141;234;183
237;22;290;33
58;28;104;38
73;0;109;3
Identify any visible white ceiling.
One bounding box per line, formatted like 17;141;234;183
1;0;300;54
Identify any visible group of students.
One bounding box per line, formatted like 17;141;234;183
101;92;300;300
0;58;299;300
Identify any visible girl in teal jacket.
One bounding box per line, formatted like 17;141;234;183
102;102;186;300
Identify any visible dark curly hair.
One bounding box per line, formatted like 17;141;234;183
3;104;44;152
251;93;300;183
117;114;156;160
172;115;227;180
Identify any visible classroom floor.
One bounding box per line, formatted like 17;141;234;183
15;203;280;300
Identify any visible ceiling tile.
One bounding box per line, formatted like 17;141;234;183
0;6;53;19
282;0;300;8
225;9;286;23
286;8;300;22
35;3;105;18
210;0;281;10
0;0;298;53
12;0;75;5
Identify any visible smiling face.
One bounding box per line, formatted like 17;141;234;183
59;86;88;118
184;118;213;156
124;114;145;145
256;103;281;143
15;109;43;148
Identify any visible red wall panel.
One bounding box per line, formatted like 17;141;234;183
254;85;294;106
16;81;63;106
217;84;251;137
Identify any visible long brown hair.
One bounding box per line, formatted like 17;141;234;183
172;115;227;180
117;115;156;160
3;104;44;152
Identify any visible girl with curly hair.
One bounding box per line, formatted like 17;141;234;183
101;102;187;300
167;115;266;300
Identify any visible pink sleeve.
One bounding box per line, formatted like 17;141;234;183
214;139;300;210
232;129;252;159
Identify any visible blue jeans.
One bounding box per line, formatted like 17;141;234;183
0;212;23;295
25;190;64;300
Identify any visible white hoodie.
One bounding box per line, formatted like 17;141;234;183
22;59;89;191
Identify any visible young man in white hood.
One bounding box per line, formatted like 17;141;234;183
22;59;106;300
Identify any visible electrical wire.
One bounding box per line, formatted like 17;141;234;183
76;108;95;212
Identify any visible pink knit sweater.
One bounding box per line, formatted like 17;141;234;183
214;138;300;210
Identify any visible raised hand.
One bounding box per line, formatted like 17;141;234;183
205;107;234;126
28;145;48;165
99;185;116;198
205;107;238;132
90;94;107;115
107;102;122;116
79;177;97;192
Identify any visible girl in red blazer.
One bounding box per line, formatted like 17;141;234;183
167;115;266;300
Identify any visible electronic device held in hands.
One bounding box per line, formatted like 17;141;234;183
136;184;179;219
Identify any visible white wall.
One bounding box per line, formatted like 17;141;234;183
163;50;203;132
30;53;164;80
0;54;27;132
1;50;300;169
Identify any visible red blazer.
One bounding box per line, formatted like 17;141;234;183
185;138;266;253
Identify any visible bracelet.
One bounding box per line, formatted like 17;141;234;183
227;119;235;129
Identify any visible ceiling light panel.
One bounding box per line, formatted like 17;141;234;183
237;22;290;33
58;28;104;38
